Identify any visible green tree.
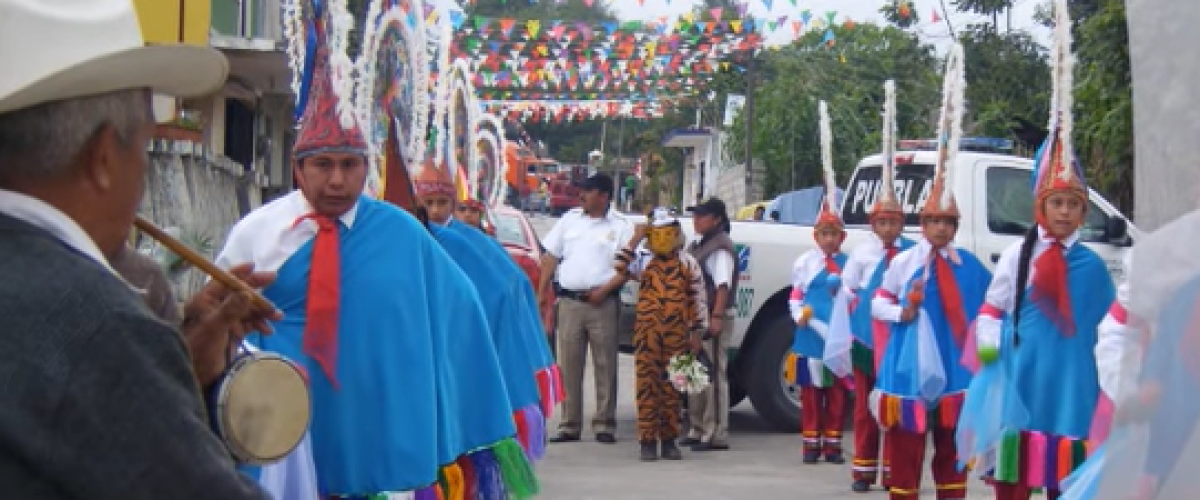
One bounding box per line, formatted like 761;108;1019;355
954;0;1014;31
958;25;1051;139
725;23;942;197
1032;0;1134;212
880;0;921;29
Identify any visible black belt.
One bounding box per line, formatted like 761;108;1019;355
555;285;612;302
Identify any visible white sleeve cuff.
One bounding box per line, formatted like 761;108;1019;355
976;315;1003;351
871;297;902;323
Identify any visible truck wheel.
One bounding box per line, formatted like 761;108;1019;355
728;379;746;408
745;316;801;432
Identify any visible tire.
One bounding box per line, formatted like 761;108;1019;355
728;377;747;408
745;315;802;432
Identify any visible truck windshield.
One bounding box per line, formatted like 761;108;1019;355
841;163;935;226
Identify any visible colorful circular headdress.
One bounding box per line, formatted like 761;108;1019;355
446;58;478;202
473;113;508;208
354;0;431;200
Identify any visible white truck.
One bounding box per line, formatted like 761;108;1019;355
617;141;1139;432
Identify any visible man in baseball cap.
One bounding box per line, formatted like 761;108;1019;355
0;1;275;498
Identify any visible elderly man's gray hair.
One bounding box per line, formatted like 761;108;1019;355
0;89;150;179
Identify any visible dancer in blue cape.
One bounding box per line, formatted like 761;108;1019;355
216;17;534;498
831;79;915;493
787;100;850;465
869;42;991;500
956;6;1115;497
399;122;555;461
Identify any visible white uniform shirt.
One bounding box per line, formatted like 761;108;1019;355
217;191;358;273
870;238;966;323
542;208;633;291
974;226;1082;349
689;234;736;309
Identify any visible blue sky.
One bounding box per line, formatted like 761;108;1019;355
607;0;1050;48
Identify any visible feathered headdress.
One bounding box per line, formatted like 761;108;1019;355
920;42;967;219
287;0;366;159
355;0;431;202
871;80;905;219
814;101;844;231
1031;0;1088;226
473;113;508;207
446;59;478;203
403;4;461;202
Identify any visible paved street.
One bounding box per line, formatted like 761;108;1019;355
527;213;991;500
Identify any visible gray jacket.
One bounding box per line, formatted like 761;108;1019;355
0;214;267;499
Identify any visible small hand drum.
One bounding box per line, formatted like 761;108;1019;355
210;349;312;465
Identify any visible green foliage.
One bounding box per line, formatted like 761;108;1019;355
723;23;942;197
880;1;921;29
1072;0;1133;211
958;25;1050;136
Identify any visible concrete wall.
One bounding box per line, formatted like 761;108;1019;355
1128;0;1200;231
136;145;263;298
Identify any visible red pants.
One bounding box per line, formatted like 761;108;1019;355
852;369;888;483
887;426;966;499
993;482;1061;500
800;384;846;455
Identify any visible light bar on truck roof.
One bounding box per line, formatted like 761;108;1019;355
897;137;1015;154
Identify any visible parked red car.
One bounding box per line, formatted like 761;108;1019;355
488;205;556;332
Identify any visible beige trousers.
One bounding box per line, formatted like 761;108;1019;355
556;296;620;435
687;310;733;445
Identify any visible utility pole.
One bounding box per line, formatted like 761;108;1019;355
743;55;757;201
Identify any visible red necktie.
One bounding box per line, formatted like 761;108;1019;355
884;244;898;264
299;214;341;387
824;254;841;274
933;252;968;348
1030;240;1074;336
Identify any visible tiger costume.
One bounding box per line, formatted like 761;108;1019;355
615;208;708;461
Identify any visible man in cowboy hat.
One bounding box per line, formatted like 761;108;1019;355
0;0;278;498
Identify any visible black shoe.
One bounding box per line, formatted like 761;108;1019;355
548;432;580;443
851;480;872;493
691;441;730;452
595;432;616;444
679;436;700;446
825;451;846;464
802;451;821;464
639;441;658;461
660;439;682;460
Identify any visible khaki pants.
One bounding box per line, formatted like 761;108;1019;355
687;310;733;445
556;296;619;435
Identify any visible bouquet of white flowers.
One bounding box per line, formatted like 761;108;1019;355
667;352;710;395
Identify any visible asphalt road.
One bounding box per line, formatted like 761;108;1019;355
526;213;992;500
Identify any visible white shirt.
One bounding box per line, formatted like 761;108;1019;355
689;235;736;290
841;233;895;296
542;208;633;291
0;188;120;278
871;238;965;323
973;227;1082;349
217;191;359;273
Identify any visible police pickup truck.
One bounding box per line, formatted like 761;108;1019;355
617;138;1138;432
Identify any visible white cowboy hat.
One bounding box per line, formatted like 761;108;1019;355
0;0;229;115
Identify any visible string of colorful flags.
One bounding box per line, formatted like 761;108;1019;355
446;0;941;120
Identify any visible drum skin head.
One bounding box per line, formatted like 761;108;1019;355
217;354;311;464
